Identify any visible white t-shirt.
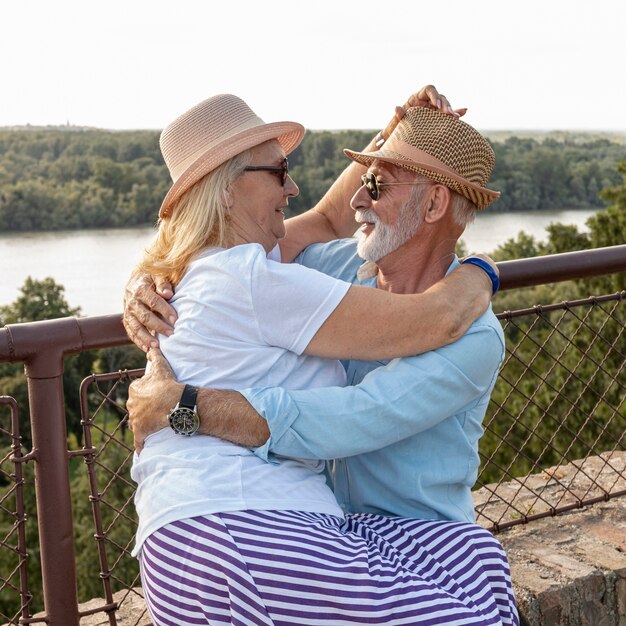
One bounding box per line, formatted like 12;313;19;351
131;243;351;554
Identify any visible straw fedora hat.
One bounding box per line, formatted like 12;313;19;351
159;94;305;218
344;107;500;210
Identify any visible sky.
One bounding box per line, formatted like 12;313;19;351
1;0;625;133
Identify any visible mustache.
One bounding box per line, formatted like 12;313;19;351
355;210;379;224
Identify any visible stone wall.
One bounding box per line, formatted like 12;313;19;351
500;497;626;626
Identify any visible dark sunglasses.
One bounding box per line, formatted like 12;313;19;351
244;158;289;186
360;172;432;201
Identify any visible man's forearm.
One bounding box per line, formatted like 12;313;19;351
196;388;270;447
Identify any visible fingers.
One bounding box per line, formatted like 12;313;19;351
146;347;176;379
123;279;177;352
123;309;160;352
154;276;175;301
404;85;465;118
471;253;499;276
127;381;144;452
135;280;177;325
382;85;464;144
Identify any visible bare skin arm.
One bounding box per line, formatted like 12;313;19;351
128;348;266;452
123;86;466;351
129;258;494;451
305;263;492;360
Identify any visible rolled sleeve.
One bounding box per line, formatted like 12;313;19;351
241;387;302;463
244;322;504;461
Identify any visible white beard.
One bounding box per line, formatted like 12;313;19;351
356;202;423;262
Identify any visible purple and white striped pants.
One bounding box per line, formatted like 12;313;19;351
139;510;519;626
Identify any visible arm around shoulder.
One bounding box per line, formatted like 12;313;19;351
246;323;505;461
304;263;493;361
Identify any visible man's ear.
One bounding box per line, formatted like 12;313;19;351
423;185;451;224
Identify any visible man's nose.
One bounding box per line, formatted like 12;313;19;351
350;182;372;212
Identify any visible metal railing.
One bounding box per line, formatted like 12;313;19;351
0;244;624;625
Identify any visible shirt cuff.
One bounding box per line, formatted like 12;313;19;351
239;387;301;463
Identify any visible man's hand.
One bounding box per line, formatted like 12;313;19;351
127;348;184;452
123;272;177;352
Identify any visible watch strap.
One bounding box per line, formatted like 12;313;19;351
460;257;500;295
179;384;198;409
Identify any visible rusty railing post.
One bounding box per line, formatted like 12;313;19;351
0;315;128;626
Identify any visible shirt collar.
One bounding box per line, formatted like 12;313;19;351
357;255;460;284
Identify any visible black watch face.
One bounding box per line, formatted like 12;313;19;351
169;407;199;435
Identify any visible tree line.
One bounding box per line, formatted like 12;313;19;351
0;127;625;232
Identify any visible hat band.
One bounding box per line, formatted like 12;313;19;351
381;136;464;182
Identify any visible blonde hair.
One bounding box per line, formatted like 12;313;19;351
139;150;251;286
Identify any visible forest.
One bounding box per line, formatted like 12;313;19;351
0;127;625;232
0;127;625;617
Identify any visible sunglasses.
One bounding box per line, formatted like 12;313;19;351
244;158;290;186
360;172;432;201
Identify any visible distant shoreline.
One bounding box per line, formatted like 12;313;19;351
2;125;626;143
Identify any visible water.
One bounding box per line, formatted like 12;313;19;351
0;209;599;317
460;209;597;253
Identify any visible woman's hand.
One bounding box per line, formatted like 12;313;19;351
402;84;467;118
123;272;177;351
380;85;468;144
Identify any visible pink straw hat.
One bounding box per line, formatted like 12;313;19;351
159;94;305;218
344;107;500;210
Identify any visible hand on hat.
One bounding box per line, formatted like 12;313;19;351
382;84;468;143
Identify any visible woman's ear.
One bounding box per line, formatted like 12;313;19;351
423;185;451;224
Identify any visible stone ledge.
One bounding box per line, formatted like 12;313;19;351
474;451;626;530
499;497;626;626
78;588;151;625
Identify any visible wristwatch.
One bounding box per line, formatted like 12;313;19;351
168;384;200;436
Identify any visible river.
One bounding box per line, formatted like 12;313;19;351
0;209;600;317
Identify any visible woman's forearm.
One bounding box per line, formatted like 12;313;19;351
304;264;492;361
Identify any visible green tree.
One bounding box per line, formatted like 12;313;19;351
481;160;626;484
0;278;90;448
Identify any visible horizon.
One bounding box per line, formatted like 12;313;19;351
2;124;626;139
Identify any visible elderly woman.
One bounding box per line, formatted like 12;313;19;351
131;93;517;626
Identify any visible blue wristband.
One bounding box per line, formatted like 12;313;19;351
460;257;500;295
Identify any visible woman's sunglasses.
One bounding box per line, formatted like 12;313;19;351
244;158;289;186
360;172;432;201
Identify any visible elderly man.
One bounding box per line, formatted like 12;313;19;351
125;99;505;525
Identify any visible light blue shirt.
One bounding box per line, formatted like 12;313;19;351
241;239;505;522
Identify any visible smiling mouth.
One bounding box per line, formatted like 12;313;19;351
355;216;376;226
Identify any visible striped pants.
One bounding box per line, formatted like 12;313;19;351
139;510;519;626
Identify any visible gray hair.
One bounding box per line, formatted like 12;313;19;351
449;191;476;228
410;173;476;228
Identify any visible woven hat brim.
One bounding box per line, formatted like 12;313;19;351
159;121;304;218
343;147;500;210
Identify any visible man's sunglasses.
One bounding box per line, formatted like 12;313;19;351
244;158;289;186
360;172;432;201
